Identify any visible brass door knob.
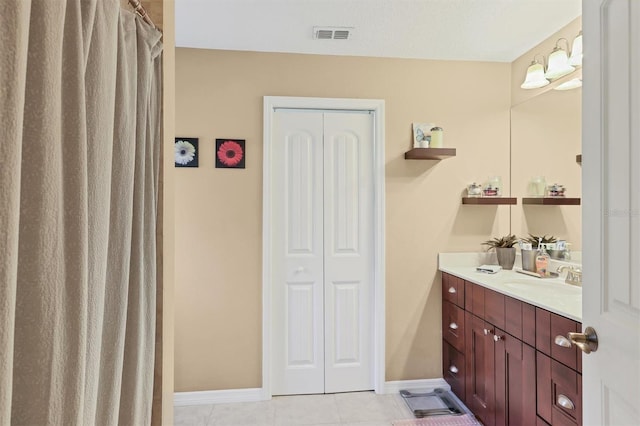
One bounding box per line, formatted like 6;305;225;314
568;326;598;354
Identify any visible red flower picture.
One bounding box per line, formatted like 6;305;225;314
215;139;245;169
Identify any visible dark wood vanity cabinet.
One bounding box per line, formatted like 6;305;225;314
441;272;582;426
535;309;583;426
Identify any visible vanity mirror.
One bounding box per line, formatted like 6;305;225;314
510;86;582;251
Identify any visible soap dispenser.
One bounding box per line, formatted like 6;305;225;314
535;242;550;277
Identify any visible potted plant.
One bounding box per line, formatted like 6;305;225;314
483;234;518;270
522;234;559;269
524;233;557;248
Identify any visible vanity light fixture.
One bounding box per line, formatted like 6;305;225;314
520;54;550;89
568;31;583;66
554;78;582;91
545;38;575;80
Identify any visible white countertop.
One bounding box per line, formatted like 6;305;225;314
439;253;582;322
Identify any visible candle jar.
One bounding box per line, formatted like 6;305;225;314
483;176;502;197
467;182;483;197
430;127;444;148
528;176;547;197
547;183;566;197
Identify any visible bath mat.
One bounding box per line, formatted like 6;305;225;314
392;414;481;426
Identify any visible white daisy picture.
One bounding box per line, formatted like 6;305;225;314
175;137;198;167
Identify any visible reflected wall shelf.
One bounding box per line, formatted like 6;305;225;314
404;147;456;160
462;197;517;205
522;197;581;205
576;154;582;164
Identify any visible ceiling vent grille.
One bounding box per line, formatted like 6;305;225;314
313;26;353;40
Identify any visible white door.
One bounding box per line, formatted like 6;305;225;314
270;109;374;395
582;1;640;425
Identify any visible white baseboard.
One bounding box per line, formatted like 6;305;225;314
174;387;266;406
381;378;450;394
174;379;450;405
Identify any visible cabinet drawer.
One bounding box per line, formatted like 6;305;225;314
504;295;536;346
442;301;465;353
551;360;582;426
442;273;465;308
443;340;465;403
536;308;581;371
485;288;505;330
537;352;583;426
465;280;485;318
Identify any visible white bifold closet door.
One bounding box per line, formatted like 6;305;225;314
271;110;374;395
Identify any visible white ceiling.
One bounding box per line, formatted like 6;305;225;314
175;0;581;63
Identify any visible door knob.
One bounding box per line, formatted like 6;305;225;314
567;326;598;354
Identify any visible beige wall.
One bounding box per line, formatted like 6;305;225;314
174;48;512;391
510;17;582;251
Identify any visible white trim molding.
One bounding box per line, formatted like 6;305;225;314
382;379;451;395
262;96;386;397
174;388;266;406
173;379;449;406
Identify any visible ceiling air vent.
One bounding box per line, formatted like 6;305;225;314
313;26;353;40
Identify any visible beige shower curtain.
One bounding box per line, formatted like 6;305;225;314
0;1;163;424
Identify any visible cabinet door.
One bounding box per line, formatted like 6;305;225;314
465;312;495;426
494;328;536;426
537;351;582;426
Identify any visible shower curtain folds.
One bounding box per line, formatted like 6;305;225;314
0;0;163;424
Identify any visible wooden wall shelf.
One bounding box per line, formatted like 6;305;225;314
404;147;456;160
462;197;517;205
522;197;581;205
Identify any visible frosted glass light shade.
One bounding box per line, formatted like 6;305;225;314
568;32;583;66
554;78;582;91
521;61;550;89
545;47;575;80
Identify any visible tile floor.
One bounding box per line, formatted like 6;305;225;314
174;391;416;426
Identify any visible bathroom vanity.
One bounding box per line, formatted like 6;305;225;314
439;253;582;426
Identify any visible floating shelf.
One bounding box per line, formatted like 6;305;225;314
522;197;581;205
576;154;582;164
462;197;517;205
404;147;456;160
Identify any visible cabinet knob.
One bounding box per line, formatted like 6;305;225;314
493;334;504;342
554;335;572;348
449;365;459;374
483;328;493;335
448;286;457;294
557;394;575;410
449;322;458;330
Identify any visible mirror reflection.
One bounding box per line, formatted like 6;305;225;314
511;87;582;253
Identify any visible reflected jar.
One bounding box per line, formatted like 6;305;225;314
528;176;547;197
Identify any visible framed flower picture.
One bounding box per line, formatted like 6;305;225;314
175;137;199;167
216;139;245;169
